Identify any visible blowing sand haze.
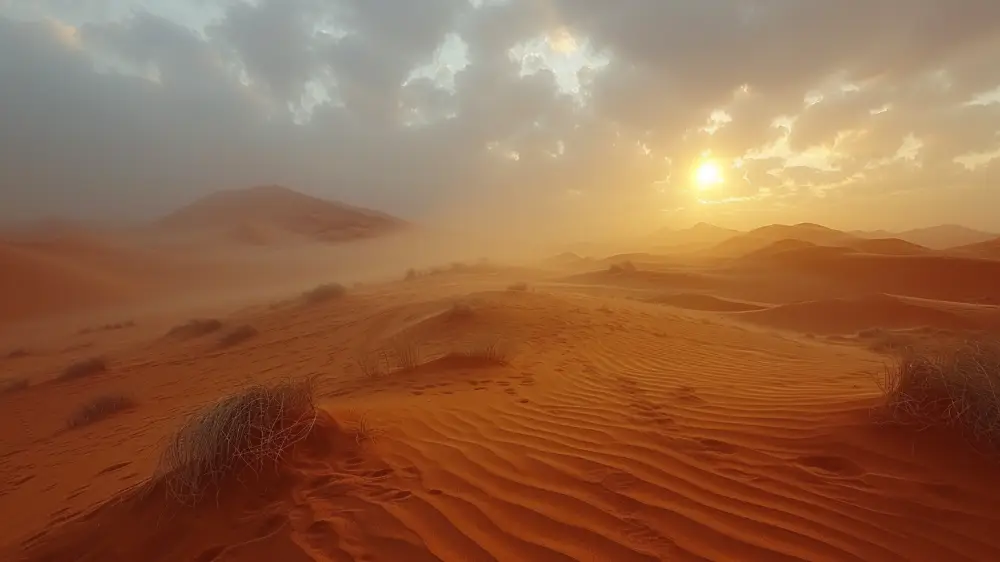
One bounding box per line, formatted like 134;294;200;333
4;2;1000;560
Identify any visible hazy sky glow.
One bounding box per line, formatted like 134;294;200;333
2;1;1000;233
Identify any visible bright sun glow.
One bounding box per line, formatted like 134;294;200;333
693;160;725;189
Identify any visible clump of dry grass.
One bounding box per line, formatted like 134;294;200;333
5;348;30;360
301;283;346;305
355;349;387;379
155;378;317;505
460;339;514;365
507;282;529;292
167;319;223;340
67;393;136;429
448;302;475;319
218;325;259;348
1;377;29;394
59;356;108;381
391;339;421;371
875;341;1000;451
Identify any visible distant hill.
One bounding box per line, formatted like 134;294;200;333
855;225;997;250
157;185;406;244
711;223;858;257
846;238;930;256
948;236;1000;259
650;222;741;251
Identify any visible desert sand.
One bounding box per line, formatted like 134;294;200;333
3;190;1000;562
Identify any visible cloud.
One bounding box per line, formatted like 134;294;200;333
1;1;1000;233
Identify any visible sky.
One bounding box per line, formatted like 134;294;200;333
2;0;1000;235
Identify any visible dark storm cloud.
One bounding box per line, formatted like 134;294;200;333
1;0;1000;230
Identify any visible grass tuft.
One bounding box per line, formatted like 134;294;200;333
391;339;421;372
154;378;317;505
167;319;223;340
59;356;108;381
218;325;259;348
875;341;1000;452
67;394;136;429
301;283;347;305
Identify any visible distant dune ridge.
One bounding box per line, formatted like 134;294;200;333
156;185;407;244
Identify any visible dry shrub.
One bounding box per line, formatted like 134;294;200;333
355;349;385;379
167;319;223;339
876;341;1000;451
6;348;30;359
302;283;346;305
218;325;258;348
155;378;317;505
1;377;29;394
448;302;475;319
59;356;107;381
460;339;514;365
67;394;136;429
507;282;529;292
404;268;419;281
391;339;421;371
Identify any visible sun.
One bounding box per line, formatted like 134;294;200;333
693;160;725;189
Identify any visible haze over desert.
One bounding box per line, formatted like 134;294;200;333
4;2;1000;562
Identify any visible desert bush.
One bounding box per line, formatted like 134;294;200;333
391;339;421;371
155;378;317;505
67;394;136;429
460;339;514;365
355;349;384;379
218;325;259;348
876;341;1000;450
302;283;346;305
0;377;29;394
404;268;419;281
59;356;108;381
167;319;223;339
5;348;29;359
448;302;475;319
507;282;529;292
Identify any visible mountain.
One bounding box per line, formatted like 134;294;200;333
846;238;930;256
156;185;406;244
710;223;858;257
855;225;997;250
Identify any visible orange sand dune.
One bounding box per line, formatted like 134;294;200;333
4;281;1000;562
734;293;1000;334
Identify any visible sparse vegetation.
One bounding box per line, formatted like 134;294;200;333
5;348;29;360
301;283;346;305
59;356;108;381
460;339;514;365
218;325;259;348
391;339;421;371
167;319;223;340
79;320;136;335
448;302;475;319
355;349;385;379
507;282;529;292
404;268;419;281
1;377;29;394
154;378;317;505
67;393;136;429
875;341;1000;451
